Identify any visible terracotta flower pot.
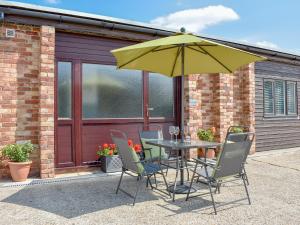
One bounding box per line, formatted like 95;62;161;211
197;148;215;159
8;161;32;182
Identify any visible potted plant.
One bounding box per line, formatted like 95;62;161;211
197;127;216;158
1;141;34;182
97;140;142;173
231;127;244;133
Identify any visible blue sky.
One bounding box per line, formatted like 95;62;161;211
14;0;300;54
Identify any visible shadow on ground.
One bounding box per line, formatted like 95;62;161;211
1;175;161;219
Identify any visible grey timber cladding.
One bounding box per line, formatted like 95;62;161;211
255;61;300;151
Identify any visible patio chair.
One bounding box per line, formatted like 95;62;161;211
110;129;170;205
226;126;251;185
139;125;189;180
186;132;254;215
199;125;251;186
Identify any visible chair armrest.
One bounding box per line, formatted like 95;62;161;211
193;158;216;168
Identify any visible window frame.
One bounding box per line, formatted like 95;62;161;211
263;78;298;118
286;81;298;115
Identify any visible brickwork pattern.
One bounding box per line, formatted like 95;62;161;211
185;64;256;158
0;24;55;179
0;23;41;178
39;26;55;178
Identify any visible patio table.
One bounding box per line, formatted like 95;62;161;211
146;140;221;200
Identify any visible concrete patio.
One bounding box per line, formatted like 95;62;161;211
0;149;299;225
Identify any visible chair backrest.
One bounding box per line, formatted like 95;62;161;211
110;129;144;174
213;132;254;179
225;126;250;142
139;124;163;139
139;125;167;160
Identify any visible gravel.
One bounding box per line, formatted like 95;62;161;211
0;150;299;225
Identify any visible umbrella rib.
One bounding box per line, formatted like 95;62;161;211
187;43;218;47
152;45;178;52
195;44;233;73
118;46;161;68
187;46;207;55
170;47;182;77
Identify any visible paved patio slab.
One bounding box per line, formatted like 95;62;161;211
0;150;299;225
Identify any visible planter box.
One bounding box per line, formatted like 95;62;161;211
100;155;122;173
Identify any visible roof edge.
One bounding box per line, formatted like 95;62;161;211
1;0;299;61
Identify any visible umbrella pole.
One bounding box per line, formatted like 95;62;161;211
181;45;185;143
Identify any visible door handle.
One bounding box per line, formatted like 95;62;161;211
146;107;154;117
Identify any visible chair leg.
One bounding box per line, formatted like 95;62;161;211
133;176;143;206
186;162;197;201
166;153;171;176
165;160;169;176
160;166;171;198
116;170;124;194
205;167;217;215
207;180;217;215
242;174;251;205
243;168;249;185
214;181;219;194
153;173;158;188
184;157;190;181
147;175;154;190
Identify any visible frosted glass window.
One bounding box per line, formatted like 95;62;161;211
149;73;174;118
82;64;142;118
58;62;72;119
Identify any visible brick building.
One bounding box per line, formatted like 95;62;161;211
1;1;300;179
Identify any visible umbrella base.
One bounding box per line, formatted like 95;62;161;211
167;183;196;194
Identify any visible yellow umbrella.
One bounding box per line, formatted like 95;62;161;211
111;30;266;141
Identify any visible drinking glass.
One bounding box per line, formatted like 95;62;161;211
174;126;180;143
184;125;191;143
169;126;175;142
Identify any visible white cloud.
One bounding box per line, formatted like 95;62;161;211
239;39;279;50
45;0;60;4
255;41;279;49
150;5;239;33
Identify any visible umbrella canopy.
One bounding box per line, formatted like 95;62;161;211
111;32;266;142
111;33;266;77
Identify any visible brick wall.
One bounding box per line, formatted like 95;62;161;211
0;23;55;179
39;26;55;179
185;64;256;158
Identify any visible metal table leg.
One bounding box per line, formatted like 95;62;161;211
168;149;196;195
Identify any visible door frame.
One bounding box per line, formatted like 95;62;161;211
55;59;180;168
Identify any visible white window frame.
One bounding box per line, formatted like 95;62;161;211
286;81;297;115
263;79;298;117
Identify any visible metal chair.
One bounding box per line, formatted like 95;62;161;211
186;132;254;215
139;125;190;180
201;125;251;186
226;126;251;185
111;129;170;205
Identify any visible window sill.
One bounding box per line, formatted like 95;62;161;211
263;115;299;120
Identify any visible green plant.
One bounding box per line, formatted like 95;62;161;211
97;143;118;157
197;128;215;142
231;127;244;133
1;142;34;162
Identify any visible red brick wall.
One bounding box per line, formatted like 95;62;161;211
185;64;255;158
0;23;55;179
39;26;55;179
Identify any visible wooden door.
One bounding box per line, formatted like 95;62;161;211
55;32;179;168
